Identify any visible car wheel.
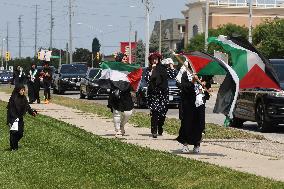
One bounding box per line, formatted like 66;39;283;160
256;102;271;132
86;87;92;100
229;117;244;128
53;87;58;94
79;90;86;99
58;87;65;95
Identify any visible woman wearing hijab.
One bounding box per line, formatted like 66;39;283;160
145;53;169;138
27;63;40;104
176;62;206;153
7;84;37;151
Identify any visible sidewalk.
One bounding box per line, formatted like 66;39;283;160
1;92;284;181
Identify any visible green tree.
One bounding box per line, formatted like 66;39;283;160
73;48;92;67
253;18;284;58
92;38;101;54
134;39;145;66
186;23;248;53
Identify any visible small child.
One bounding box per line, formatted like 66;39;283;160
7;84;37;151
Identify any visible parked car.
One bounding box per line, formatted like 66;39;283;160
0;70;13;84
80;68;110;99
53;64;88;94
135;68;181;108
230;59;284;132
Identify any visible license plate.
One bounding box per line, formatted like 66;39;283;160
169;95;173;101
76;82;80;86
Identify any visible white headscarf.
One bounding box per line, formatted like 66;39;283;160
176;60;192;83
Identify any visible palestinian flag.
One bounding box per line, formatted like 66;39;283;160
99;61;143;91
208;35;280;90
182;51;239;119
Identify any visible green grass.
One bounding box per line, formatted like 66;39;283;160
0;101;283;188
0;85;264;140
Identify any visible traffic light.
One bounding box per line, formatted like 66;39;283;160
37;52;41;60
5;51;11;61
96;52;100;60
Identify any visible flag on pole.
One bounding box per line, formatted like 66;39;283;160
99;61;143;91
208;35;280;90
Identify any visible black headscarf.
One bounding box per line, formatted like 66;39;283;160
8;84;29;118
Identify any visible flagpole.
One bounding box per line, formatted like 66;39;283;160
248;0;253;43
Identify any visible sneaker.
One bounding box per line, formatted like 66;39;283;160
115;130;122;138
193;146;200;154
44;100;49;104
182;145;190;153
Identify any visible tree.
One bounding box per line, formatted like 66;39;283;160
135;39;145;66
186;23;248;53
73;48;92;66
92;37;101;54
253;18;284;59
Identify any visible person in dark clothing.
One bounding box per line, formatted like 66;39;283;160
145;53;169;138
176;70;206;154
13;66;26;87
40;62;52;104
27;63;40;104
107;54;134;137
7;84;37;151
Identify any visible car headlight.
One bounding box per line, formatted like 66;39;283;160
62;78;69;81
268;91;284;97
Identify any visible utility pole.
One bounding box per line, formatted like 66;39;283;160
59;49;62;67
1;38;4;68
18;15;23;58
248;0;253;43
6;22;9;53
50;0;54;50
68;0;73;64
66;42;69;64
6;23;9;70
129;21;132;64
159;15;162;54
35;5;38;57
142;0;150;67
204;0;209;52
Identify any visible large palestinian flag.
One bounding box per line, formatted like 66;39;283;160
208;35;280;90
99;61;143;91
182;51;239;119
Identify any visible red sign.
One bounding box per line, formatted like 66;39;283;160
120;42;137;63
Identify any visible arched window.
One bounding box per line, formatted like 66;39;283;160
193;25;198;37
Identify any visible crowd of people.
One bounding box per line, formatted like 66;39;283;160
6;53;212;154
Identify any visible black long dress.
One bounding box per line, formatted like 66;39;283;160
107;86;134;112
27;68;40;103
176;72;205;146
7;87;35;150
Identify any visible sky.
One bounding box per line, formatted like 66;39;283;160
0;0;188;58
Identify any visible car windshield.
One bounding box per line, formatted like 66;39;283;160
270;59;284;82
60;64;87;74
89;69;101;79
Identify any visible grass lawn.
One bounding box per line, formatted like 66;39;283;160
0;101;283;189
0;85;264;140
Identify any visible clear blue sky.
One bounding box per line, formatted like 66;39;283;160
0;0;188;58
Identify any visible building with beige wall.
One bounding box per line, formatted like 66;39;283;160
182;0;284;45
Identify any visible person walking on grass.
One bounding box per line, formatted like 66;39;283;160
7;84;37;151
107;53;134;137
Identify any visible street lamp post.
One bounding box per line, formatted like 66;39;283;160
1;38;5;68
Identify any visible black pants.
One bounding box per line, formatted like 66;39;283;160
10;130;23;150
43;82;51;100
151;111;166;135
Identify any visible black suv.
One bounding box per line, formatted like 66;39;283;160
135;68;180;108
231;59;284;132
80;68;110;99
53;64;88;94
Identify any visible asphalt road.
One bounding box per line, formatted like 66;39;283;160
56;90;284;143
